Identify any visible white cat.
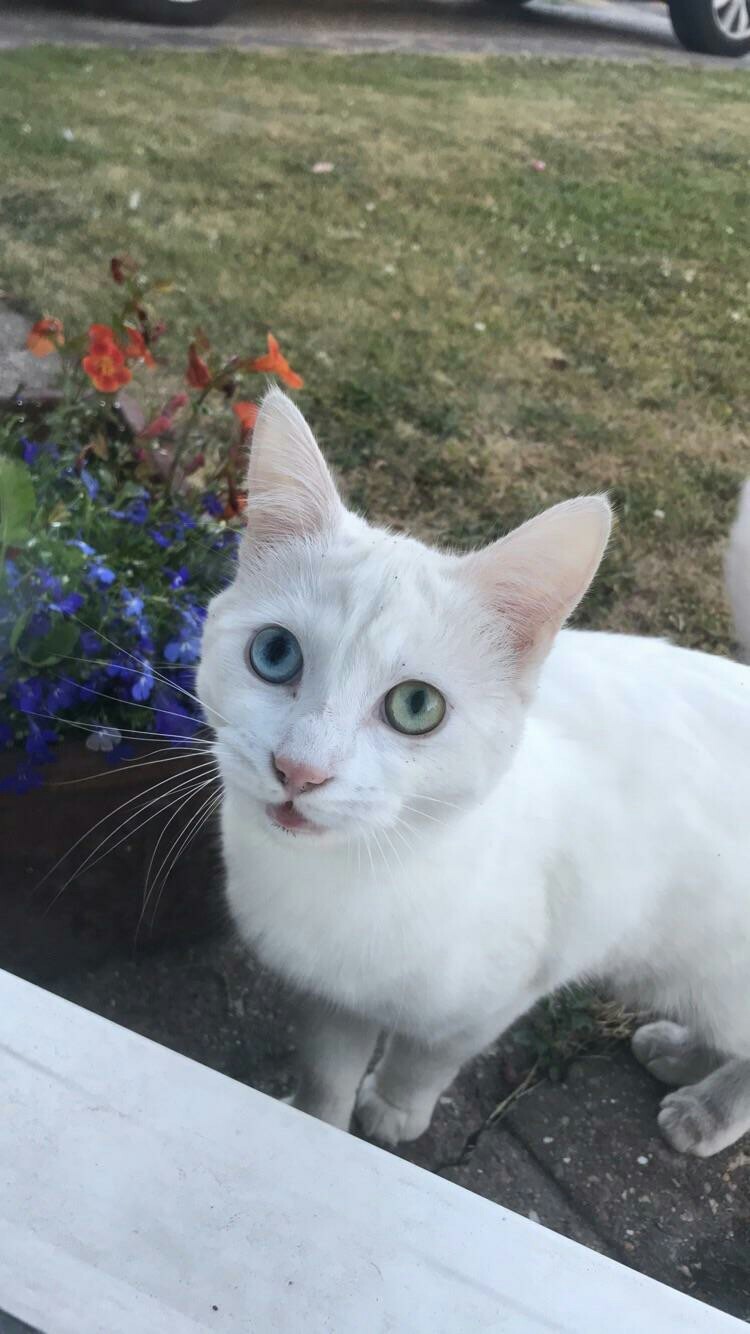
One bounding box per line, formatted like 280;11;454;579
197;389;750;1158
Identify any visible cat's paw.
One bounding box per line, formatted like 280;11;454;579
658;1088;726;1157
355;1074;433;1146
632;1021;695;1085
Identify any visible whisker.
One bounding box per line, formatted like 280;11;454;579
65;613;231;728
23;708;214;748
143;788;223;939
139;778;219;932
44;768;220;915
401;803;441;825
35;758;218;894
50;746;215;786
55;676;211;732
403;792;464;812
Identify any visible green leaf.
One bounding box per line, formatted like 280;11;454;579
17;618;80;668
9;609;31;653
0;457;35;546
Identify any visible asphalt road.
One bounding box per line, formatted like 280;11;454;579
1;0;749;67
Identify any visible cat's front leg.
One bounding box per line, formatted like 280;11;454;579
355;1028;492;1147
291;997;379;1132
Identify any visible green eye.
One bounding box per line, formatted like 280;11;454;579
384;680;446;736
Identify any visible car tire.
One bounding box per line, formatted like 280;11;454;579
668;0;750;54
119;0;234;24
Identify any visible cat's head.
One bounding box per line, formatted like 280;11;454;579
197;390;610;846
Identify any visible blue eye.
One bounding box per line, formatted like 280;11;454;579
247;625;303;684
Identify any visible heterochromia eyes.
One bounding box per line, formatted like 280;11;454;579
384;680;446;736
247;625;303;684
247;630;445;734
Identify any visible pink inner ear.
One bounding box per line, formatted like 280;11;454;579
460;496;612;663
244;388;343;546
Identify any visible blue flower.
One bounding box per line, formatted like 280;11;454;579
51;591;84;616
167;565;190;590
68;538;96;557
89;562;116;587
173;509;197;537
11;677;45;714
36;568;63;597
80;468;99;501
21;438;40;465
47;679;79;713
150;528;170;549
131;661;154;702
202;492;223;518
110;496;149;525
152;686;202;738
104;653;134;681
0;763;42;794
28;610;52;639
25;721;58;763
4;559;21;591
79;630;102;657
121;589;145;620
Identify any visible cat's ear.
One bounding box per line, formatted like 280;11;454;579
461;496;612;668
244;388;344;546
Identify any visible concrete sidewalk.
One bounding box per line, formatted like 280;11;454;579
40;926;749;1323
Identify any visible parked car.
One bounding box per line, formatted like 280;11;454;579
120;0;750;57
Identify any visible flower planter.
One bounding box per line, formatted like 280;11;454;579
0;741;224;985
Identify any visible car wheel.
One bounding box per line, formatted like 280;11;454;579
119;0;234;24
668;0;750;54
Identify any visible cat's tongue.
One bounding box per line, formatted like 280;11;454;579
266;800;320;833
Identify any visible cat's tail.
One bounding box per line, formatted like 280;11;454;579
726;480;750;664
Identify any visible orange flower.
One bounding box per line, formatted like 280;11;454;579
186;341;212;389
249;333;303;390
139;393;189;439
123;325;156;369
26;317;64;357
232;400;259;440
87;323;121;354
82;344;132;394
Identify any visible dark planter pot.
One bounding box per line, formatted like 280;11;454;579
0;742;225;985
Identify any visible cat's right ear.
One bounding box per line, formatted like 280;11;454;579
244;388;344;546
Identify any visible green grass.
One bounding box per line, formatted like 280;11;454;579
2;45;750;659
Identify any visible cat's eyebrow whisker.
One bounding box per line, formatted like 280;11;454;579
64;613;231;728
45;768;220;915
35;759;219;895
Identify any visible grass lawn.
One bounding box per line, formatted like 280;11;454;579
2;46;749;651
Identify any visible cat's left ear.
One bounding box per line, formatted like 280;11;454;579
460;496;612;670
244;388;344;546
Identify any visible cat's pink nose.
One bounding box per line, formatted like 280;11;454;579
272;754;333;797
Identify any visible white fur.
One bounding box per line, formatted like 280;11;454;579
197;390;750;1154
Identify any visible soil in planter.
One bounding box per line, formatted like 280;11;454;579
0;742;225;985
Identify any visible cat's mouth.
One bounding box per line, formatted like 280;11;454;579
265;800;323;835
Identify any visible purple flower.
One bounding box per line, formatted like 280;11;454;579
11;677;45;714
68;539;96;557
89;562;116;587
152;686;202;739
51;591;84;616
36;569;63;597
202;492;223;518
121;589;145;620
150;528;170;549
0;763;42;794
21;438;40;465
131;660;154;702
80;468;99;501
173;509;197;537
